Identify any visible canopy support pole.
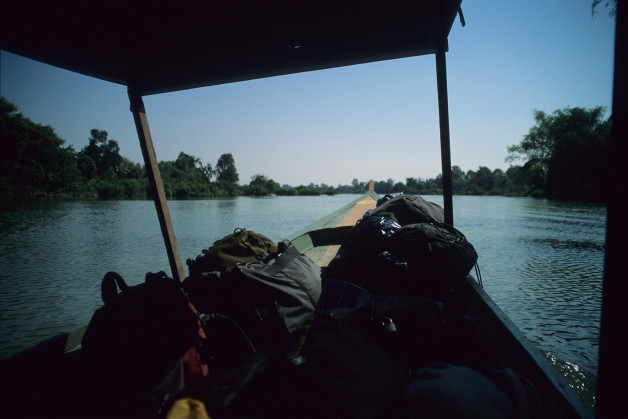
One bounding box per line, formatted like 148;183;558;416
597;1;627;416
435;45;454;226
128;87;186;282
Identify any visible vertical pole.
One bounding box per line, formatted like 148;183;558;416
128;87;186;282
436;45;454;226
597;1;626;416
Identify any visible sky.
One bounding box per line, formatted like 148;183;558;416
0;0;616;187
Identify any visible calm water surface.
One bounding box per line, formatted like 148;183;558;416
0;195;606;405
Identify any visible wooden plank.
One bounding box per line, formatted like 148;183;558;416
308;194;377;266
316;197;376;266
335;196;377;227
436;47;454;226
317;245;342;268
288;192;378;244
129;89;186;282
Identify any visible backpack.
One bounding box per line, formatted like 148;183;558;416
368;194;445;225
326;195;477;298
186;228;277;277
388;222;478;281
183;240;322;352
81;271;209;417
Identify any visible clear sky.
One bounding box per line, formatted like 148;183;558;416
0;0;616;187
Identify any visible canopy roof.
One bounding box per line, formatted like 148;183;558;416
1;0;461;95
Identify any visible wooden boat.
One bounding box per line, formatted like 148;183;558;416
0;193;592;418
1;0;625;417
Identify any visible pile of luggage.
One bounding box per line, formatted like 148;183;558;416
79;195;555;418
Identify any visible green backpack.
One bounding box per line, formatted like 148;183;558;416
186;228;277;278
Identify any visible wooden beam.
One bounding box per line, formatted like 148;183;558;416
128;87;186;282
436;46;454;227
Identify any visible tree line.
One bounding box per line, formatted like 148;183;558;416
0;97;610;202
0;97;244;198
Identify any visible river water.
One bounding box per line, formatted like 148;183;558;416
0;194;606;406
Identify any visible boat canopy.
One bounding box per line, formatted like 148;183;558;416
2;0;463;281
1;0;462;96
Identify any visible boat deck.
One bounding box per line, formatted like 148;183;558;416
287;192;378;266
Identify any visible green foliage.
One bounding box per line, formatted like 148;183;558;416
468;166;495;192
95;180;127;198
0;97;80;196
200;162;216;182
334;178;367;194
65;180;98;197
275;187;297;196
506;106;610;201
77;155;97;179
119;157;145;179
591;0;616;16
163;180;213;198
244;174;280;196
78;129;122;179
216;153;239;183
213;181;242;197
294;185;321;196
401;177;441;195
160;152;206;183
1;97;609;203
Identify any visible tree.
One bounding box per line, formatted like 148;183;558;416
77;155;97;179
468;166;495;193
591;0;616;16
506;110;555;174
405;177;419;190
491;168;508;194
216;153;239;183
506;107;610;201
404;177;426;194
546;108;610;201
175;151;200;173
451;165;466;194
245;174;280;196
200;162;216;182
1;97;79;195
374;179;395;194
78;129;122;178
119;157;145;179
351;178;360;193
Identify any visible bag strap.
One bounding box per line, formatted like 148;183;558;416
101;271;128;305
264;240;301;276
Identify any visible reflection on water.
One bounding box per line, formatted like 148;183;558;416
448;196;605;407
544;351;597;405
0;195;606;406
